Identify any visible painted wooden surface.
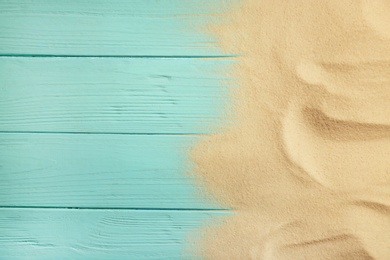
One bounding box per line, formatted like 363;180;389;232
0;57;232;134
0;0;234;258
0;0;236;57
0;208;229;259
0;133;222;209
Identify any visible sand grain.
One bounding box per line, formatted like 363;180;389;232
192;0;390;259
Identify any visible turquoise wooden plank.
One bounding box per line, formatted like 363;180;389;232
0;0;236;56
0;208;229;259
0;57;232;134
0;133;221;209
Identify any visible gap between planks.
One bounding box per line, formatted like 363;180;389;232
0;206;231;212
0;131;205;136
0;54;238;59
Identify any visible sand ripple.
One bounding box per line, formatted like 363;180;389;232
192;0;390;258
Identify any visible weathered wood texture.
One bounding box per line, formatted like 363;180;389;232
0;57;232;134
0;133;223;209
0;1;235;258
0;208;229;259
0;0;236;56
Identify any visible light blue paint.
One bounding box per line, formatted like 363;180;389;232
0;0;237;57
0;57;233;134
0;0;235;258
0;133;223;209
0;208;230;259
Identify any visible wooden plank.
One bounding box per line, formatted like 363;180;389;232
0;57;232;134
0;208;229;259
0;0;236;56
0;133;221;209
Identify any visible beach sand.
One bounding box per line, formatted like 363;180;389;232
191;0;390;259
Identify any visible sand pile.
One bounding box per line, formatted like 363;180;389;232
191;0;390;259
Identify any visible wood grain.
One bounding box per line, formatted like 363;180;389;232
0;1;235;257
0;133;222;209
0;57;232;134
0;208;229;259
0;0;236;56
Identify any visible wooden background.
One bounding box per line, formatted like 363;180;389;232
0;0;236;259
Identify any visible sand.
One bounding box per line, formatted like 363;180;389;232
191;0;390;259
